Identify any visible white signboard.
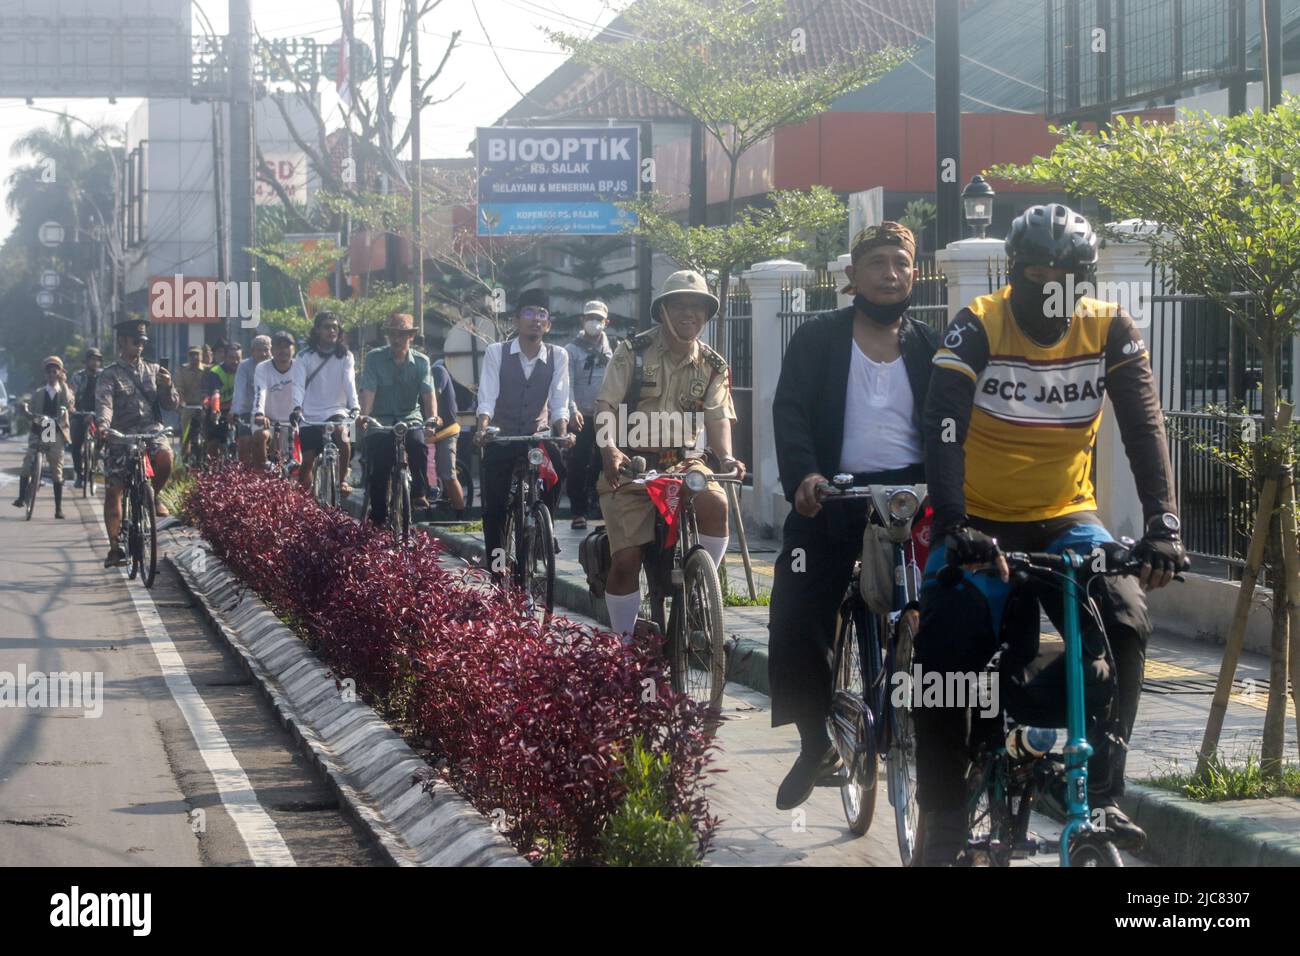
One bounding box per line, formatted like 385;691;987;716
255;153;308;206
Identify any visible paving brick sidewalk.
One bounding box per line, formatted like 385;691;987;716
405;508;1300;865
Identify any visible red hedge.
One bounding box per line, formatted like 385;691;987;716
184;467;717;862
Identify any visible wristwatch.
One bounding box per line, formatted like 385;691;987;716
1148;512;1181;535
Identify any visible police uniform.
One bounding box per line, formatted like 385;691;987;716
595;325;736;554
95;320;179;484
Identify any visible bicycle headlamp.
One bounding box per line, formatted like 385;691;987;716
684;471;708;493
528;447;545;466
393;422;408;438
887;488;920;522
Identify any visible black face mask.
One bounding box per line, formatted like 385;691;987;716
1009;264;1073;346
853;292;911;326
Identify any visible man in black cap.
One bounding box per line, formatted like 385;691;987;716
95;316;179;568
68;347;103;488
474;288;574;572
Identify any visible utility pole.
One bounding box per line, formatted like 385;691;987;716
229;0;255;346
409;0;423;333
637;121;654;330
688;118;707;228
374;0;398;285
934;0;961;249
212;101;229;284
1262;0;1282;112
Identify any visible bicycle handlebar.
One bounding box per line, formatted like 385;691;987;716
998;547;1184;582
483;429;552;444
105;427;173;442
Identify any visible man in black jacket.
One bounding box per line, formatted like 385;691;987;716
769;222;941;810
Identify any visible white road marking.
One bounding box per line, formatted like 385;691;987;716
94;519;296;866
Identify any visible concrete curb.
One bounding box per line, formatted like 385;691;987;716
1119;783;1300;867
166;534;527;867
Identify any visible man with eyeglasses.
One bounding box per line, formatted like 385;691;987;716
474;288;574;574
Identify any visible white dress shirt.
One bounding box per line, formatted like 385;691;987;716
476;338;571;426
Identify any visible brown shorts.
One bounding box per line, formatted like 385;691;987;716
596;459;723;554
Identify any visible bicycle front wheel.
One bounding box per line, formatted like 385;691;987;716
829;603;878;837
888;610;920;862
526;504;556;623
387;471;411;544
672;548;726;714
24;465;39;520
139;481;158;588
82;439;94;497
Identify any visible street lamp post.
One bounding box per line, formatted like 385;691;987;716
961;174;996;240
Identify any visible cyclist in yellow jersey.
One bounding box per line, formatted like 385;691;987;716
913;204;1189;865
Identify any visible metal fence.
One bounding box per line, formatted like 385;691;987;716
709;279;753;476
1144;262;1293;568
778;268;839;357
911;254;950;331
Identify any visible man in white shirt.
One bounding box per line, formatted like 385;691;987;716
233;335;270;466
292;310;360;494
768;223;941;811
252;331;301;470
473;288;574;574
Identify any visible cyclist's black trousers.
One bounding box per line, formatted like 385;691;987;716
481;442;564;571
70;415;88;481
913;513;1151;812
565;415;601;519
767;499;872;752
364;429;429;526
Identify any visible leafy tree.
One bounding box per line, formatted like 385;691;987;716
622;185;846;292
992;98;1300;776
546;236;636;330
551;0;909;298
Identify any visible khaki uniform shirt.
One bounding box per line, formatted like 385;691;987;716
175;364;209;405
595;326;735;553
596;326;736;451
95;359;179;433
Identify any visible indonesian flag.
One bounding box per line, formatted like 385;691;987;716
909;505;934;586
539;444;560;491
643;476;685;547
337;2;352;110
143;453;155;479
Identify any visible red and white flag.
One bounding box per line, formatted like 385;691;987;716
539;445;560;491
643;476;684;547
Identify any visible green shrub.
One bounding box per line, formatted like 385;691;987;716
597;737;702;867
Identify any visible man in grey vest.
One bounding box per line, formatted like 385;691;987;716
474;288;575;573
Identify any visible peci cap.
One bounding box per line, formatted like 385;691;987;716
515;287;551;314
842;222;917;294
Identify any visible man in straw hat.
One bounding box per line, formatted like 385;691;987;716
357;311;439;526
592;270;745;642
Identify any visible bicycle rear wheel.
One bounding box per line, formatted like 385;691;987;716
1068;833;1123;867
24;464;39;520
828;602;878;836
671;548;726;714
526;504;556;623
888;611;921;863
81;439;94;497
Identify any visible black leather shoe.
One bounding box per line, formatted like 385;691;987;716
1094;803;1146;851
776;746;842;811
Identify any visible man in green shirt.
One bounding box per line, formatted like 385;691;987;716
358;311;438;526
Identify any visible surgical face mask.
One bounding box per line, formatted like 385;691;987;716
583;318;604;337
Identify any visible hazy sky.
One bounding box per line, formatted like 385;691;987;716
0;0;619;240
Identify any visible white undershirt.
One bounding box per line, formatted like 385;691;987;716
838;341;922;474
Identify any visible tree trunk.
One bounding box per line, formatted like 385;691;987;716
1259;342;1288;779
711;149;742;313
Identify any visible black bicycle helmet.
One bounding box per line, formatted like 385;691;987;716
1004;203;1098;270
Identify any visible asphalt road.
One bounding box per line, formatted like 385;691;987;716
0;436;383;866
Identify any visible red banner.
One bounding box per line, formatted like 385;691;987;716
643;476;684;547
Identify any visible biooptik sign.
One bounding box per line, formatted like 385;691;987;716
475;126;640;236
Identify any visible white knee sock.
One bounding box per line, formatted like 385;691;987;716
698;534;730;569
604;590;642;642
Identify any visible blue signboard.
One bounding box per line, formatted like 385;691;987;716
476;126;640;236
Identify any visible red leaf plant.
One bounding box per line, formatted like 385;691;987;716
184;467;718;863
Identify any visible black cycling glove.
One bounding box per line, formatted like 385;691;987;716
944;524;1001;566
1131;527;1189;577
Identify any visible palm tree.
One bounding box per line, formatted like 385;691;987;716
6;115;118;248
